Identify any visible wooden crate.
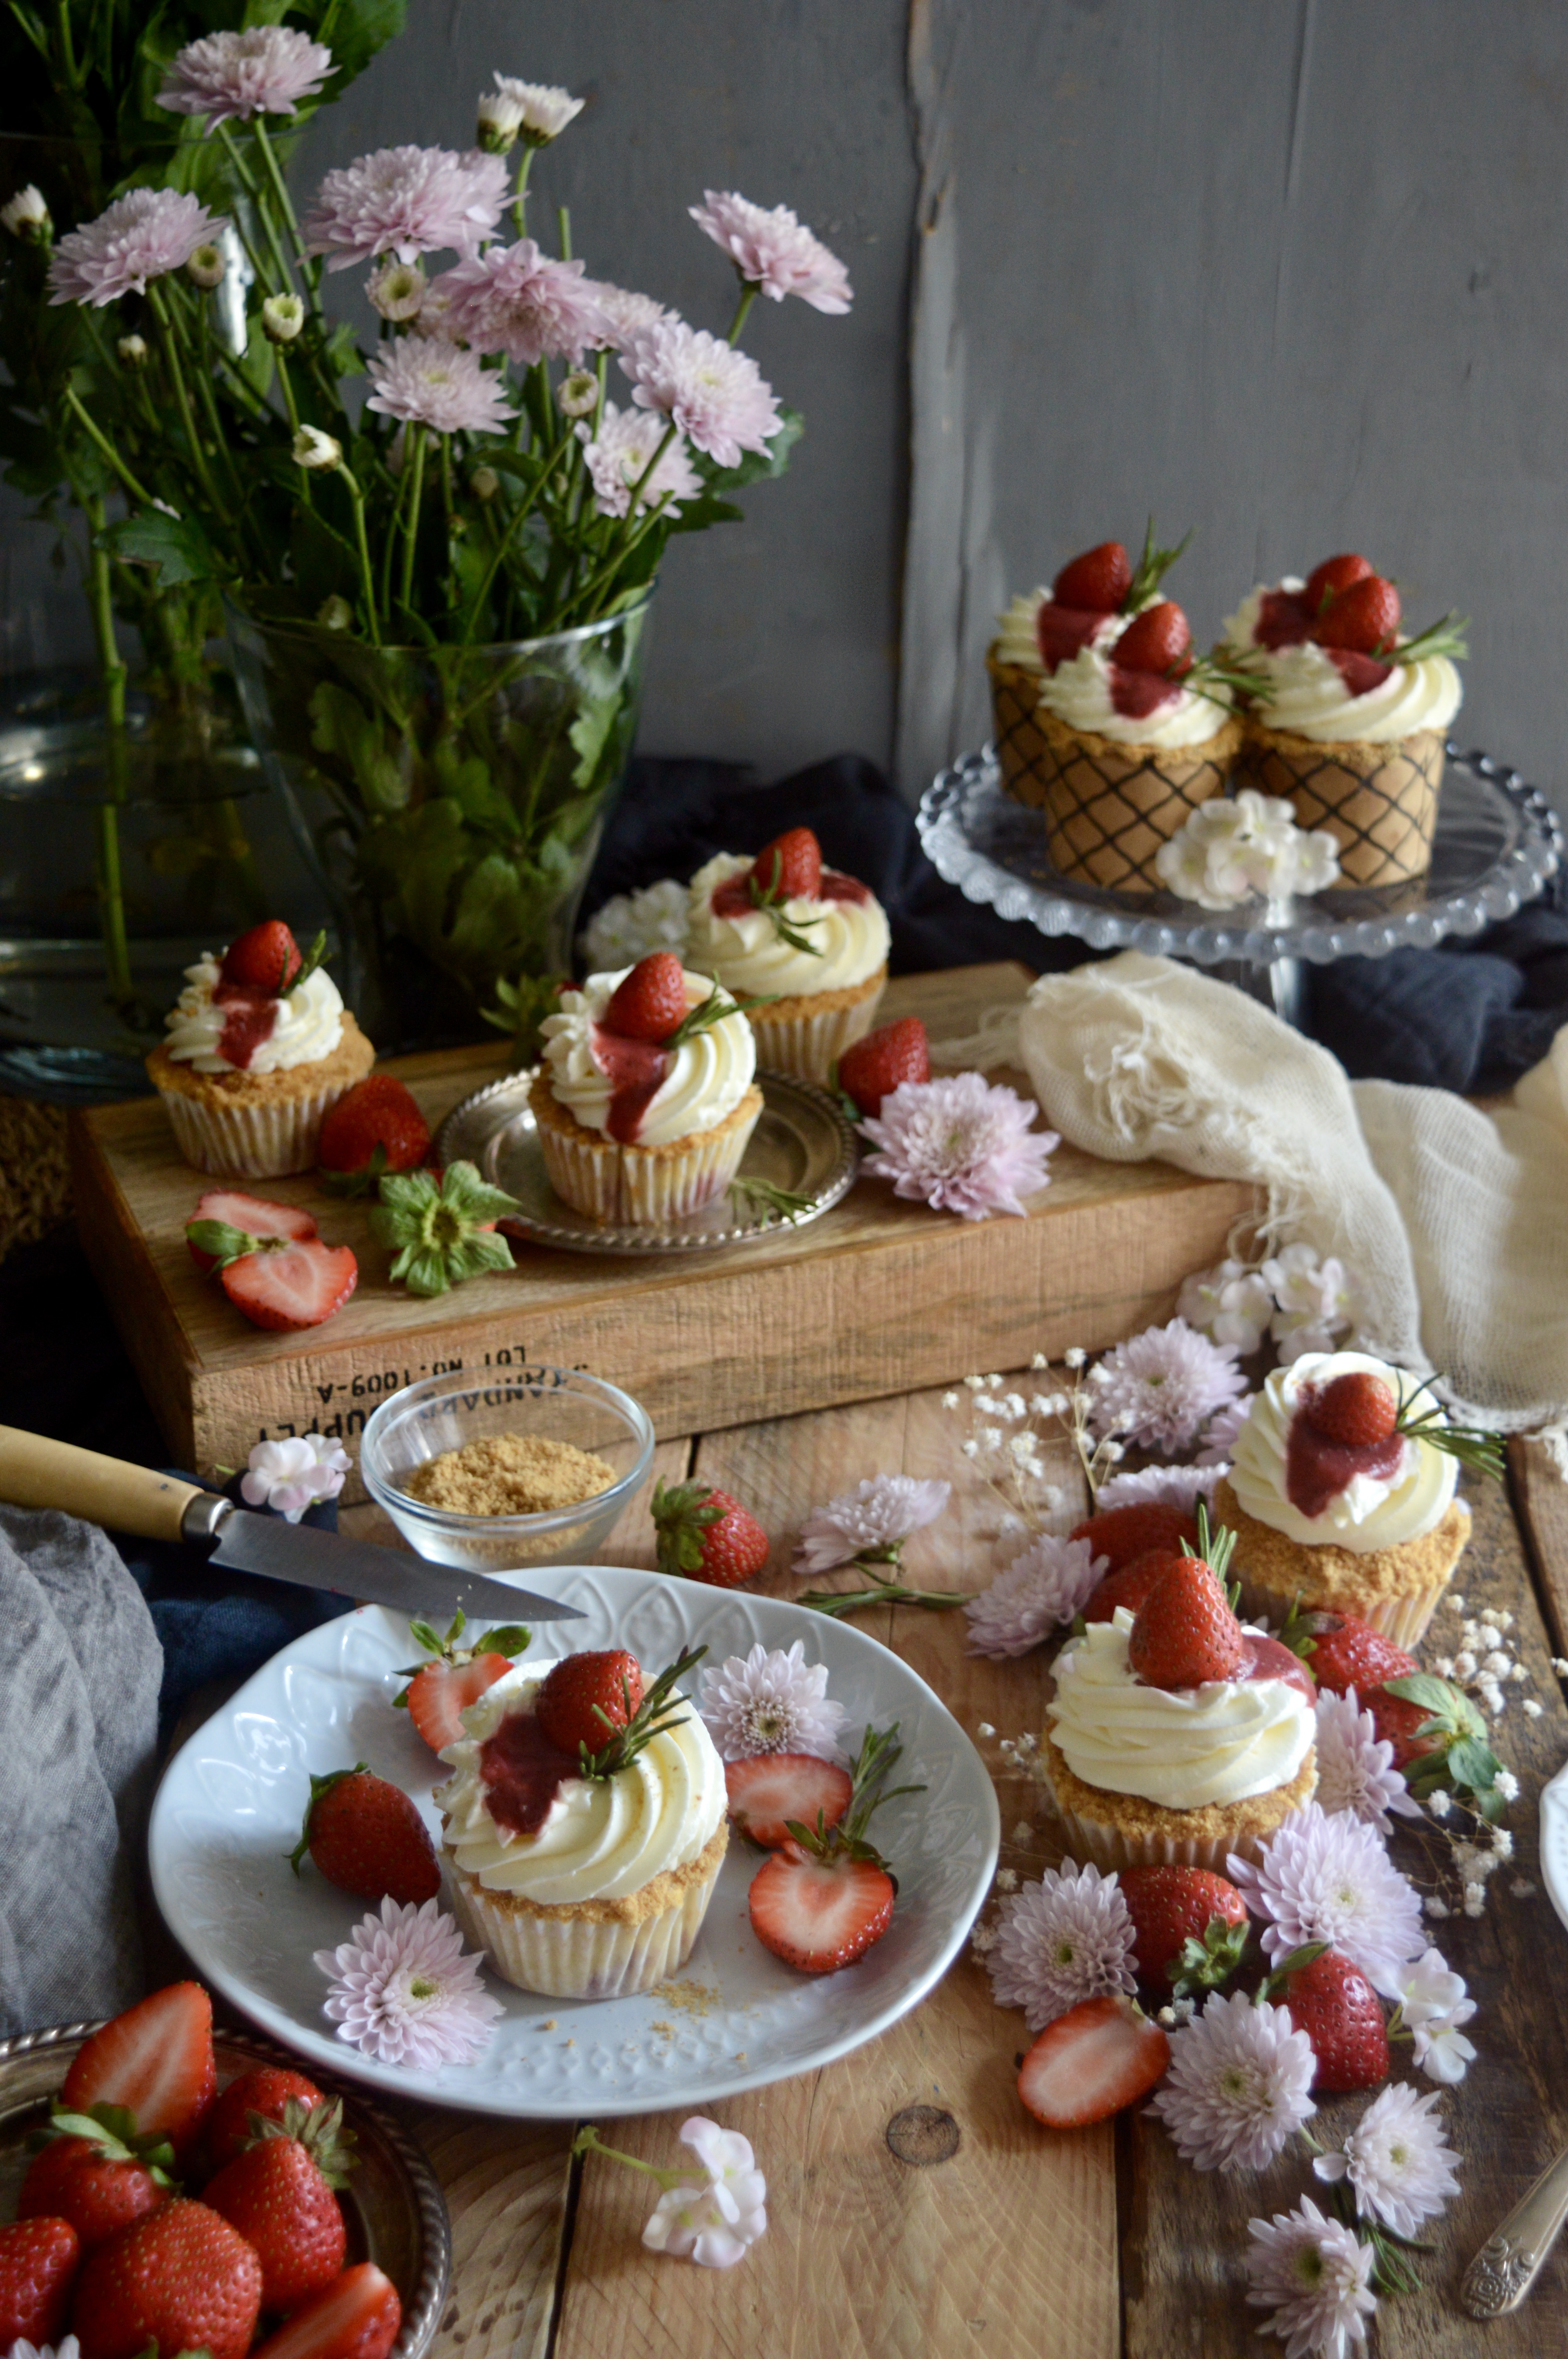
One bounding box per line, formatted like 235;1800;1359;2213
69;962;1256;1488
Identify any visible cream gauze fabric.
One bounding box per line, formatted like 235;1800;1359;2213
955;951;1566;1430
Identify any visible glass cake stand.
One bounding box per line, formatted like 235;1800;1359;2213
916;744;1563;1025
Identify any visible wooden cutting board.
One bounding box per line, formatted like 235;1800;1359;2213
67;961;1258;1488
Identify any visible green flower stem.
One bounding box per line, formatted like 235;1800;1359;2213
398;423;428;612
148;283;226;525
252;120;322;302
459;423;575;643
798;1578;975;1621
214;125;285;296
194;300;249;522
574;484;675;624
63;383;157;509
338;466;381;647
570;2125;684;2192
727;280;757;346
557;202;572;260
512;145;533;237
81;489;134;1012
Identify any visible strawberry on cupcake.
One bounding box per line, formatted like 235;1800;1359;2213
685;826;891;1083
146;921;375;1178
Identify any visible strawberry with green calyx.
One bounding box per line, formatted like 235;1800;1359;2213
537;1645;707;1781
394;1608;533;1751
205;2068;326;2172
290;1764;441;1903
651;1479;770;1588
1256;1943;1390;2092
747;1723;922;1974
218;921;327;1000
203;2098;356;2314
1127;1509;1247;1692
1117;1864;1249;1996
368;1160;519;1296
19;2106;174;2249
1276;1599;1417;1696
185;1209;358;1333
186;1190;317;1273
318;1074;432;1198
1377;1672;1512;1817
743;833;826;958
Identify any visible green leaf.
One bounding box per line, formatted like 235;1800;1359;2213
308;681;411;814
407;1617;445;1658
480;1624;533;1657
1382;1672;1485;1742
322;318;367;379
100;509;220;587
1445;1737;1503;1794
439;1158;523;1224
185;1218;258;1270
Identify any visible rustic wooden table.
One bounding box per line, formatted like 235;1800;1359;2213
330;1412;1568;2359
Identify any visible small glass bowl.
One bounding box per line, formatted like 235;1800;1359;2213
359;1367;655;1572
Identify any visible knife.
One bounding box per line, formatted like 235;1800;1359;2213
0;1427;586;1625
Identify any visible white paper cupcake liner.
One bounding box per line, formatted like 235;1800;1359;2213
154;1083;341;1178
1233;1571;1453;1654
746;981;886;1084
1039;1760;1316;1872
537;1095;762;1227
444;1843;726;2000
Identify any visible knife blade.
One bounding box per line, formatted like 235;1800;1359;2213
207;1504;586;1625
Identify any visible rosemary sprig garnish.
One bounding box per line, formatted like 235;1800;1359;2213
799;1576;973;1619
291;928;330;991
729;1174;815;1226
748;850;825;956
574;1643;708;1781
1392;611;1470;668
1394;1377;1504;1482
665;981;774;1049
1191;1498;1238;1587
1122;516;1192;612
784;1722;924;1864
1183;649;1277;710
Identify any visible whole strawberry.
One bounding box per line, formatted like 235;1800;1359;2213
205;2067;327;2174
1313;573;1401;655
603;951;688;1043
652;1479;769;1588
1068;1501;1195;1572
837;1018;931;1119
535;1649;644;1757
318;1075;432;1196
1128;1557;1247;1690
291;1765;441;1905
1287;1610;1416;1698
71;2197;262;2359
1082;1547;1175;1625
219;920;303;997
251;2260;401;2359
1276;1948;1390;2091
749;827;822;902
1304;552;1374;613
205;2101;352;2314
0;2216;80;2348
19;2120;170;2251
1118;1866;1248;1992
1303;1370;1399;1448
1113;599;1192;677
1367;1686;1448;1771
1052;541;1131;612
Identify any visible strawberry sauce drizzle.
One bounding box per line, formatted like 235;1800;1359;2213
479;1711;579;1838
1108;667;1181;723
1285;1408;1406;1520
212;983;279;1071
590;1023;672;1144
1255;589;1313;649
1242;1632;1316;1705
711;868;869;920
1035;601;1111;674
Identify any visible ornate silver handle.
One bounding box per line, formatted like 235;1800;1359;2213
1461;2142;1568;2317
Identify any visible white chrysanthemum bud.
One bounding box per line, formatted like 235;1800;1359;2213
557;367;597;418
476;88;525;151
367;256;425;322
1;183;51;241
186;240;226;288
469;465;500;502
292;424;342;471
262;293;304;344
316;594;354;631
490;75;584;146
116;332;149;367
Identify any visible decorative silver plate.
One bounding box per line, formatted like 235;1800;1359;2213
917;743;1563;967
0;2021;451;2359
436;1068;859;1255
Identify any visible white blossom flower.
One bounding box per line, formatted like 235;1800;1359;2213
1228;1803;1426;1995
367;256;426;321
1314;2082;1460;2240
1261;1242;1362;1361
556;368;598;418
1426;1787;1452;1819
1088;1318;1245;1453
1147;1992;1317;2171
261;293;304;343
1176;1259;1275;1354
6;2343;81;2359
964;1535;1106;1658
292;425;342;470
1156;791;1341;910
489;74;584;146
315;1897;503;2069
793;1475;950;1576
1;184;51;241
577;401;702;518
1244;2195;1377;2359
987;1862;1137;2032
579;879;690;971
303;144;508;270
48;187;227;307
116;331;148;364
1495;1768;1520;1801
622;318;783;468
366;336;516;434
1392;1946;1477;2084
689;188;853;312
432;239;614;366
1313;1691;1419;1834
241;1434;351;1522
643;2127;767;2270
475;86;525;149
1525;1696;1544;1717
1094;1463;1220;1517
697;1641;848;1763
157;25;332;127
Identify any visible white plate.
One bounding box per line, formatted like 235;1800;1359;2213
149;1567;1000;2119
1541;1758;1568;1935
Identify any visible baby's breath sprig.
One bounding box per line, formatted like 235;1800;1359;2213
940;1349;1121;1535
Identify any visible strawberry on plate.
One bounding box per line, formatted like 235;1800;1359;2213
318;1075;432;1197
291;1765;441;1906
1017;1996;1170;2128
394;1608;534;1752
836;1018;932;1119
724;1754;853;1850
71;2197;263;2359
251;2261;402;2359
219;920;304;998
0;2216;80;2348
62;1983;216;2163
186;1208;358;1333
603;951;689;1044
204;2099;353;2314
1270;1947;1389;2092
205;2067;327;2174
747;1725;916;1974
186;1190;317;1274
19;2117;171;2251
1067;1501;1195;1573
651;1480;769;1588
1118;1865;1248;1994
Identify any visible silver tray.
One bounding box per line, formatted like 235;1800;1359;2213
0;2020;451;2359
436;1067;859;1255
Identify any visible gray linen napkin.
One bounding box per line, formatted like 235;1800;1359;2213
0;1505;162;2035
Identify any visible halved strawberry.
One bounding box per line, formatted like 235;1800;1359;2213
187;1190;317;1274
725;1753;853;1849
1016;1996;1170;2128
748;1845;893;1973
1314;573;1400;655
221;1238;359;1331
220;920;302;996
837;1018;932;1119
250;2261;402;2359
405;1654;516;1751
62;1983;216;2162
1052;542;1131;612
1068;1501;1195;1573
1304;552;1374;613
603;952;688;1044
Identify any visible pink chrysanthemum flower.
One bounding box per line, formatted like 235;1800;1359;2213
1094;1464;1220;1516
1245;2196;1377;2359
314;1895;503;2069
964;1535;1106;1658
157;27;332;128
587;282;673;349
858;1074;1058;1221
47;187;226;307
1147;1990;1317;2171
1196;1393;1254;1470
365;337;515;435
577;402;702;518
1313;2083;1461;2242
793;1475;950;1575
431;239;614;367
1228;1803;1426;1996
698;1641;848;1763
987;1861;1137;2031
1087;1318;1245;1453
303;145;508;271
689;189;853;313
1313;1691;1419;1835
622;320;782;468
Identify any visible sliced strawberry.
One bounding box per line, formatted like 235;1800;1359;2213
837;1018;932;1118
1112;599;1192;676
1305;1371;1399;1448
187;1190;317;1274
221;1238;359;1331
651;1481;770;1588
62;1982;216;2161
748;1843;894;1973
1082;1547;1176;1625
1052;541;1131;612
405;1652;516;1752
1068;1501;1195;1573
1278;1948;1390;2091
603;952;688;1044
0;2216;80;2348
750;826;822;901
250;2261;402;2359
318;1075;431;1190
1304;552;1374;614
1127;1558;1248;1690
1314;573;1400;655
1288;1611;1416;1697
219;921;302;996
725;1754;853;1849
205;2067;326;2173
1017;1996;1170;2128
535;1650;645;1757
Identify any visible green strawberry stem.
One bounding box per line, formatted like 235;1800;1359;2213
392;1609;532;1703
368;1160;521;1296
570;2123;687;2192
289;1762;368;1872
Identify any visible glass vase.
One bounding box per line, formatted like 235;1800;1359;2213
226;597;654;1050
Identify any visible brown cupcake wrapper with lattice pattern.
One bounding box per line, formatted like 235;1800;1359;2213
1242;723;1444;887
987;654;1241;894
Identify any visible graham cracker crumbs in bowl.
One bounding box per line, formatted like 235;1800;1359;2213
399;1432;618;1518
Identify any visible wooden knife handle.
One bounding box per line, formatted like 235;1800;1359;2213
0;1427;205;1542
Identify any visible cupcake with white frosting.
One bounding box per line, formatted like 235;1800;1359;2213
437;1645;728;1999
145;919;374;1176
531;951;762;1225
686;827;890;1081
1214;1350;1472;1648
1222;554;1466;886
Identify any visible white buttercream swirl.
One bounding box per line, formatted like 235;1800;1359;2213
1229;1350;1457;1551
994;589;1123;674
1047;1609;1314;1809
686;852;890;998
1042;644;1234;749
437;1666;726;1904
162;952;345;1074
539;963;755;1146
1223;578;1463;743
